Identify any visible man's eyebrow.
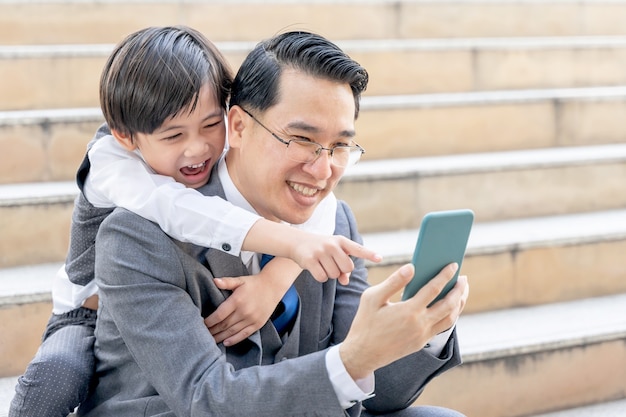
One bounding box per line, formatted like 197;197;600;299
285;120;355;138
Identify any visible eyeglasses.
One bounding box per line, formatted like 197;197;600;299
240;108;365;168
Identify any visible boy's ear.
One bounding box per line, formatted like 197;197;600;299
227;106;246;149
110;129;137;151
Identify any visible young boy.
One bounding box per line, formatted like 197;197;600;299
10;26;379;417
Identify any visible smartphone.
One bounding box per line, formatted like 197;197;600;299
402;209;474;304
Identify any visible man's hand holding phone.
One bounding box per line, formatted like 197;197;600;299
340;261;469;381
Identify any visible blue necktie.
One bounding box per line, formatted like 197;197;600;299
260;254;299;335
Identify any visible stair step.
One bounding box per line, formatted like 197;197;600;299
0;107;100;184
0;181;76;269
0;375;15;417
358;85;626;159
0;263;57;378
414;293;626;417
6;36;626;110
4;0;626;45
365;208;626;266
0;262;58;307
337;143;626;231
529;398;626;417
4;85;626;184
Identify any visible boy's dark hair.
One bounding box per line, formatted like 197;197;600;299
229;31;368;118
100;26;232;139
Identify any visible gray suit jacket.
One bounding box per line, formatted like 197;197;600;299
78;170;461;417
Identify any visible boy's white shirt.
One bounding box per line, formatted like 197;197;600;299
53;134;337;313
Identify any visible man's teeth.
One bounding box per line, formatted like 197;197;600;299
290;182;318;196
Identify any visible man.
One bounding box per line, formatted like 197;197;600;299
79;31;468;417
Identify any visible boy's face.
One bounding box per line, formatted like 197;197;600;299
227;68;355;225
114;84;225;189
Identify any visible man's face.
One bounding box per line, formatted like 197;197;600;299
227;68;356;224
114;84;226;189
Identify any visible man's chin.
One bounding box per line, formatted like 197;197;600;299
278;208;317;226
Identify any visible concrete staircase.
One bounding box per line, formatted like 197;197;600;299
1;1;625;416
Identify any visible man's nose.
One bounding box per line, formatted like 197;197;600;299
304;150;333;180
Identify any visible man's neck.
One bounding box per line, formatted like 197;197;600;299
217;155;258;216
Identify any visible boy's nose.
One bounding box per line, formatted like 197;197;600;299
185;137;210;157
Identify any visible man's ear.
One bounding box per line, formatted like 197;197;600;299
111;129;137;151
227;106;246;150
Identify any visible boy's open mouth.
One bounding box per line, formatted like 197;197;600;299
180;160;208;176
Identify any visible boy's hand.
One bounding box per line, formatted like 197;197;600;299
291;235;382;285
243;219;381;284
205;270;289;346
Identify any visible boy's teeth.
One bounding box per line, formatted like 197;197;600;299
188;162;205;169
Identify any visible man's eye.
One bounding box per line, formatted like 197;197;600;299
333;142;351;148
292;136;312;142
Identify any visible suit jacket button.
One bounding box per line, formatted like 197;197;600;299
221;243;232;252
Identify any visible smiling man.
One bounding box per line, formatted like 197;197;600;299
227;71;357;225
79;31;469;417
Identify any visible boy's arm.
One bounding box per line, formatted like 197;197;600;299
86;134;256;256
244;221;380;284
87;134;381;282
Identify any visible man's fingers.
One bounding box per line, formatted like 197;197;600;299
412;263;463;317
367;263;414;305
421;263;458;304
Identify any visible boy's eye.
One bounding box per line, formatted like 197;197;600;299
163;133;182;141
204;119;223;129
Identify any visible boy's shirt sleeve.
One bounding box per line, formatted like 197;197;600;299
84;135;258;255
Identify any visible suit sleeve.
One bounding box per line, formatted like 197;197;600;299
330;200;369;344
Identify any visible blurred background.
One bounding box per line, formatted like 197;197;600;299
1;1;625;416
